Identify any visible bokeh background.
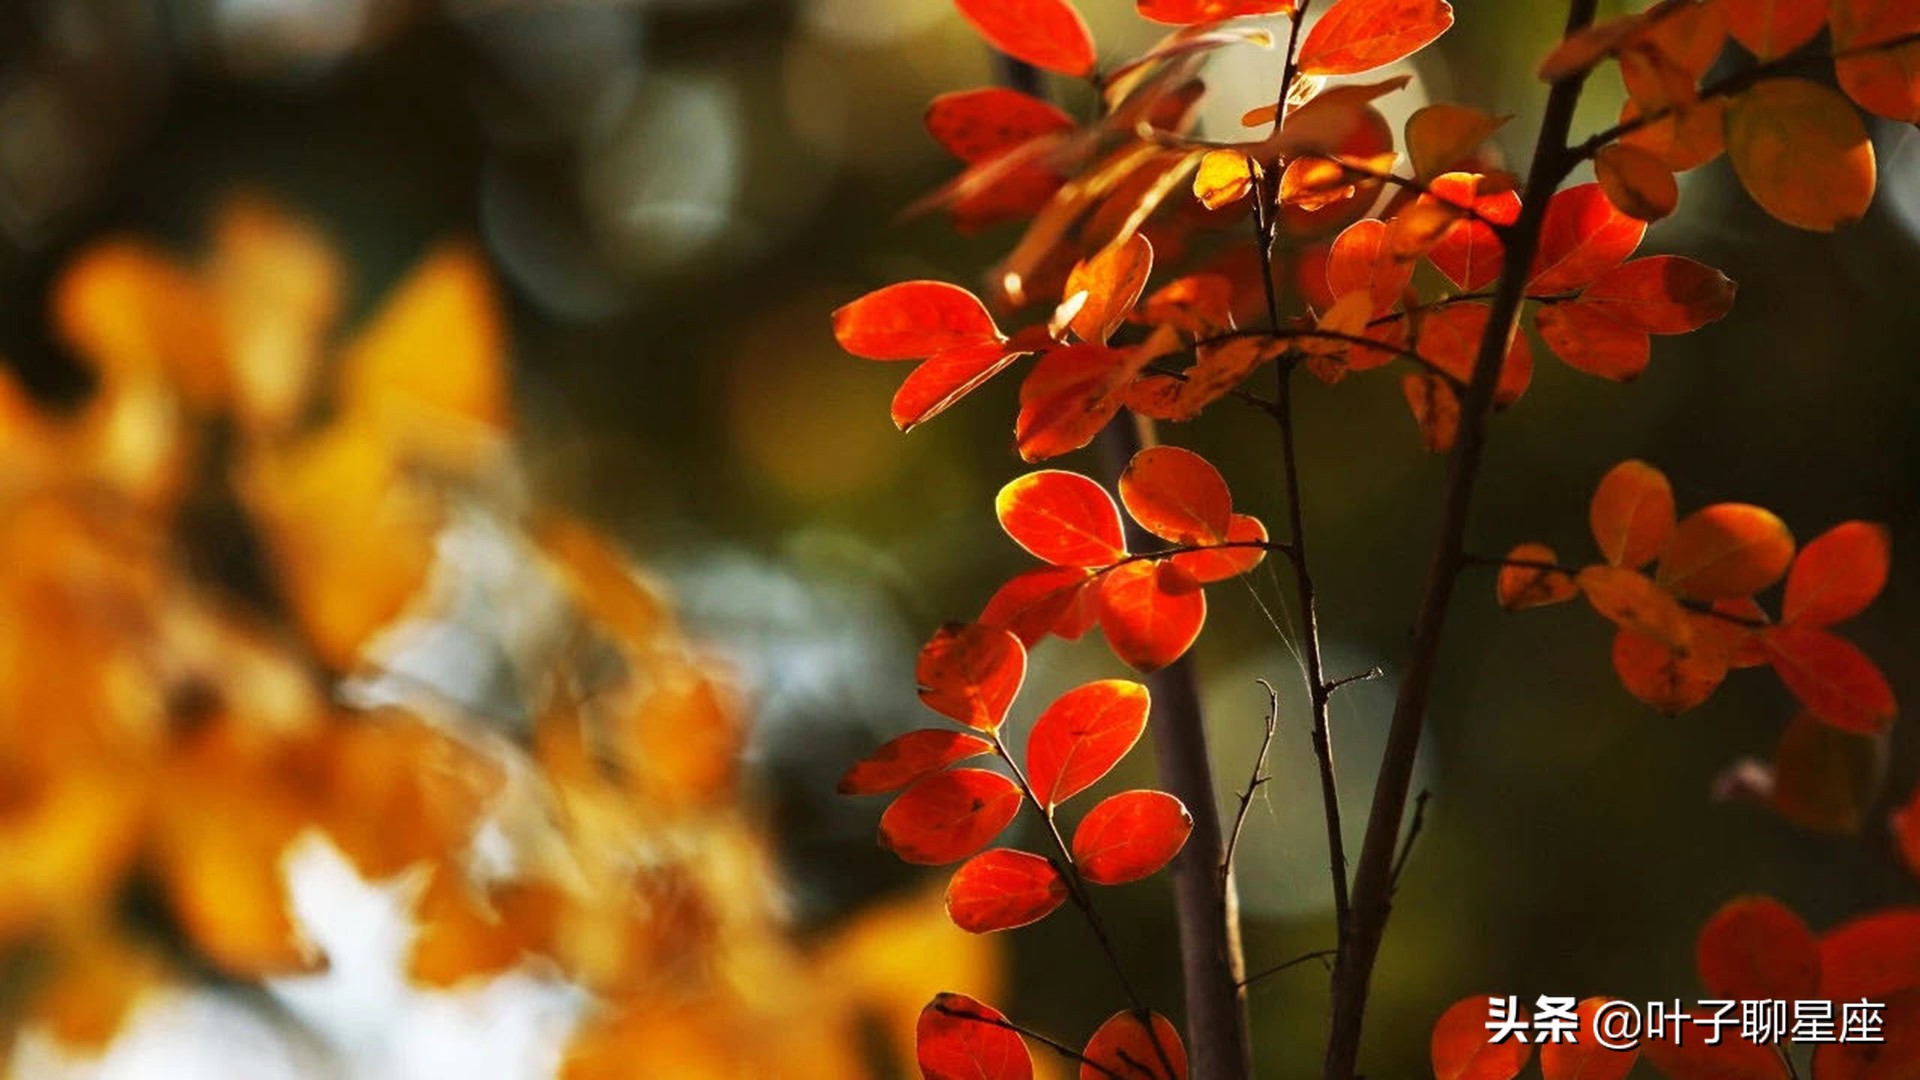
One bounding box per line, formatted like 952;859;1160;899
1;0;1917;1076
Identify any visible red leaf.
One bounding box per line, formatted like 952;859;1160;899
1015;344;1143;462
1526;184;1647;293
916;622;1029;731
1658;504;1796;601
1119;445;1234;546
1783;521;1890;627
926;88;1075;163
893;341;1024;431
997;469;1128;567
1832;0;1920;123
1138;0;1293;25
1418;303;1534;407
1096;560;1207;672
1027;679;1151;807
953;0;1097;77
1613;628;1727;715
1590;459;1676;569
1639;1018;1788;1080
1072;790;1193;885
1297;0;1456;76
880;768;1023;865
1724;0;1827;59
1171;514;1270;583
1812;988;1920;1080
980;566;1098;646
917;993;1034;1080
1538;997;1637;1080
1821;909;1920;999
1431;996;1532;1080
1762;624;1897;735
1497;543;1577;611
1426;175;1520;291
839;729;996;795
1576;566;1694;653
1535;301;1652;382
1402;371;1461;452
1081;1011;1187;1080
834;281;1002;360
1065;235;1155;346
945;849;1070;933
1581;256;1738;334
1696;895;1822;1001
1326;219;1415;318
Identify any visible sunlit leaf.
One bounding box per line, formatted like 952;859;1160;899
1590;459;1676;569
1534;301;1651;382
1402;372;1460;452
1612;628;1726;714
917;993;1035;1080
953;0;1097;77
1595;143;1679;221
1782;521;1890;627
1658;503;1795;601
1832;0;1920;123
1417;303;1533;407
880;769;1024;865
916;622;1029;732
1081;1010;1187;1080
1812;988;1920;1080
1096;560;1207;672
1724;0;1829;58
1696;895;1822;1002
1015;343;1151;462
1172;514;1270;583
1072;790;1193;884
997;470;1128;567
980;566;1099;646
1497;543;1577;611
1820;909;1920;999
1762;624;1897;734
945;849;1070;933
834;281;1003;361
1138;274;1236;335
1538;997;1637;1080
1327;219;1414;319
1431;995;1532;1080
1639;1017;1788;1080
1193;150;1259;211
926;88;1075;163
1027;679;1150;807
893;341;1025;431
1527;183;1648;293
840;729;998;796
1725;78;1877;232
1066;235;1154;345
1426;174;1520;291
1620;96;1730;172
1406;104;1509;182
1138;0;1293;24
1580;256;1736;334
1577;565;1694;654
1297;0;1455;76
1119;445;1234;545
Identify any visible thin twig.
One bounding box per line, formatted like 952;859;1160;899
933;1002;1130;1080
1222;680;1282;885
1097;539;1299;575
1389;790;1431;894
1326;667;1384;695
1240;948;1340;989
1459;552;1770;628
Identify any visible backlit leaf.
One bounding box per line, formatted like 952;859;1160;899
1590;459;1676;569
1498;543;1577;611
1527;183;1647;293
1595;143;1679;221
1783;521;1890;627
892;341;1024;431
1172;514;1270;583
1726;78;1877;232
1821;909;1920;999
1402;372;1460;452
1297;0;1456;76
1812;988;1920;1080
1581;256;1736;334
926;88;1074;163
1696;895;1821;1002
1612;628;1726;714
1119;445;1234;545
1027;679;1150;807
1426;174;1520;291
1326;219;1414;318
1417;303;1533;407
980;566;1099;646
1724;0;1828;58
916;622;1029;731
945;849;1070;933
880;769;1023;865
1081;1010;1187;1080
1193;150;1259;210
1832;0;1920;122
1639;1018;1788;1080
953;0;1097;77
1072;790;1193;885
1015;344;1150;462
1535;301;1651;381
997;470;1128;567
1096;560;1207;672
1577;565;1694;653
1620;96;1730;172
840;729;997;796
1406;104;1509;181
1658;504;1795;601
917;993;1034;1080
1538;997;1637;1080
1769;711;1887;833
1762;624;1897;734
1431;995;1531;1080
1138;0;1293;24
834;281;1002;361
1066;235;1154;345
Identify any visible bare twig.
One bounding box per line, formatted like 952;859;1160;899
1223;680;1283;884
1390;789;1431;894
1240;948;1340;989
1327;667;1384;695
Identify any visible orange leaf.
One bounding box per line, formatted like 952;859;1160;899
1015;344;1147;462
1535;301;1652;381
1406;104;1509;181
954;0;1097;77
840;729;997;796
1783;521;1890;627
1072;789;1193;884
1765;711;1887;833
1139;274;1236;335
1193;150;1259;210
1581;256;1736;334
1620;96;1730;172
1172;514;1271;583
880;769;1024;865
1120;445;1234;545
1590;459;1676;568
1426;175;1520;291
1497;543;1577;611
1297;0;1455;76
1538;997;1637;1080
916;622;1029;731
1762;624;1897;735
1724;0;1829;58
1431;996;1532;1080
1832;0;1920;123
1612;628;1726;714
1812;988;1920;1080
1821;909;1920;999
834;281;1003;360
1066;235;1155;345
892;341;1025;431
1417;303;1533;407
1527;183;1647;293
1577;565;1694;653
1726;78;1877;232
1897;782;1920;880
1327;219;1414;318
917;993;1035;1080
1027;679;1151;807
1081;1010;1187;1080
981;566;1099;645
1639;1018;1788;1080
945;849;1070;933
1695;895;1822;1001
1096;560;1207;672
1139;0;1293;24
1658;503;1795;601
1402;372;1461;453
926;88;1075;163
997;470;1128;567
1595;143;1680;221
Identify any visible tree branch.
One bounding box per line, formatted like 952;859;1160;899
1223;680;1282;884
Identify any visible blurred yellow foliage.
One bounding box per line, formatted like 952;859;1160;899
0;195;999;1075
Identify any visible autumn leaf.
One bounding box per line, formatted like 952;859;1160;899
1595;143;1679;221
880;768;1024;865
834;280;1004;361
1612;628;1726;714
1405;104;1509;182
1657;503;1795;601
1782;521;1890;627
1297;0;1455;76
1096;559;1208;672
1760;711;1887;833
1138;0;1293;24
953;0;1097;77
1762;623;1897;734
1426;175;1520;291
1193;150;1259;210
1402;372;1460;452
1725;78;1877;232
1576;565;1694;654
1695;895;1822;1002
1724;0;1829;59
1831;0;1920;123
1813;988;1920;1080
926;88;1075;163
945;849;1071;933
1497;543;1577;611
840;729;997;796
1072;790;1193;884
916;622;1029;731
1527;183;1648;293
1535;301;1651;382
980;566;1099;646
917;993;1035;1080
1417;302;1533;407
1015;343;1149;461
1066;235;1155;345
1590;459;1676;568
1082;1010;1187;1079
1538;997;1637;1080
893;340;1029;432
1430;996;1531;1080
1119;445;1234;546
997;470;1128;567
1821;908;1920;1000
1579;256;1736;334
1326;219;1414;319
1172;514;1271;583
1026;680;1151;808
